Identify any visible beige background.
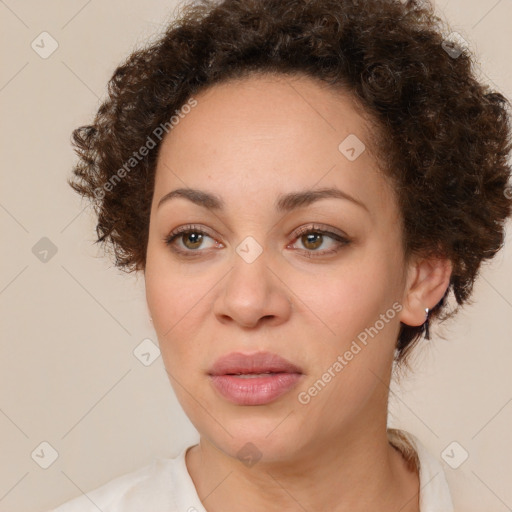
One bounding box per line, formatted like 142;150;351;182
0;1;511;510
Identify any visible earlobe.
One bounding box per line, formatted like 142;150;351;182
399;256;452;328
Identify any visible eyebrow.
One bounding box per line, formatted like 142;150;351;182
157;187;368;213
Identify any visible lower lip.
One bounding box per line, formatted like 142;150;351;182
209;373;302;405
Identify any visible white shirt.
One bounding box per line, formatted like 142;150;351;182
51;430;454;512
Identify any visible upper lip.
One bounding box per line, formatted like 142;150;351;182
208;351;303;376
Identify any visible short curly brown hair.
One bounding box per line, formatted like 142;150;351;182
68;0;512;364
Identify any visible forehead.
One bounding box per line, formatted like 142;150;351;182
153;73;394;217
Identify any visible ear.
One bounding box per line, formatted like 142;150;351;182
399;255;452;327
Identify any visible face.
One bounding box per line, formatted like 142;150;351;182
145;73;410;464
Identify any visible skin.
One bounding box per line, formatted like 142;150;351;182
144;73;452;512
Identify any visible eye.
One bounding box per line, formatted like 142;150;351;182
289;225;350;258
163;223;351;259
164;224;221;256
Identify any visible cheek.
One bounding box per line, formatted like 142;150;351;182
145;253;219;418
292;260;402;424
292;251;403;345
145;249;191;337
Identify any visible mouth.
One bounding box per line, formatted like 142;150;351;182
208;351;304;406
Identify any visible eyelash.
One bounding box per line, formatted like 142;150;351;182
163;223;351;259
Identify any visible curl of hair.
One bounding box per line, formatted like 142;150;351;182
68;0;512;365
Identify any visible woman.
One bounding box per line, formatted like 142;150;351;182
52;0;512;510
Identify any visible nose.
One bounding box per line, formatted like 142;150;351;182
212;247;293;329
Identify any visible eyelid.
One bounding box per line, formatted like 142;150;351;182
168;223;216;238
291;223;350;241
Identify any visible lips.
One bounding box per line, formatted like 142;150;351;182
208;351;303;376
208;351;304;406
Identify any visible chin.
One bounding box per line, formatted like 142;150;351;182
199;410;310;464
217;436;302;466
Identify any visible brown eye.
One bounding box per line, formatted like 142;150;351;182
301;233;323;250
164;225;220;256
289;225;351;258
181;232;204;250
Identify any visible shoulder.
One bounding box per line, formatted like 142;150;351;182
388;428;454;512
49;445;200;512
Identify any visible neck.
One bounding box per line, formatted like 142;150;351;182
185;404;420;512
